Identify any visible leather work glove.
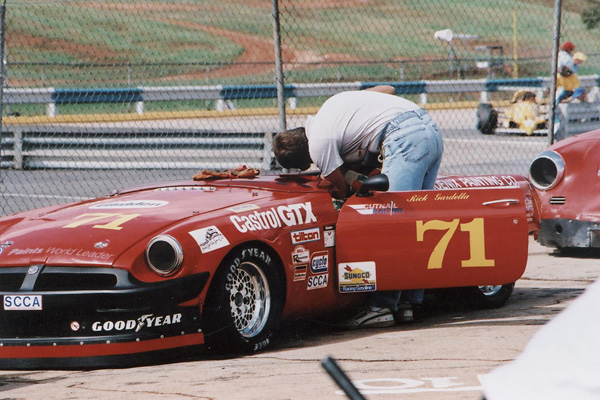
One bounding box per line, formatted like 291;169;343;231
193;165;260;180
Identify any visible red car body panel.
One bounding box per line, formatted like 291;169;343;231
0;173;537;367
530;129;600;248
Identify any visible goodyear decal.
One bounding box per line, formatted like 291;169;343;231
338;262;377;293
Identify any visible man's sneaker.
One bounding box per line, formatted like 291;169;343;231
395;303;414;322
344;306;395;329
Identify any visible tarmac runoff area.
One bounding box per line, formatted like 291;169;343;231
0;236;598;399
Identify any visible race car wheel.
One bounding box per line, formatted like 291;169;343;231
476;103;498;135
203;245;284;353
433;283;514;310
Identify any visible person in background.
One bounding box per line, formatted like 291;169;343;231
272;85;444;328
556;42;586;104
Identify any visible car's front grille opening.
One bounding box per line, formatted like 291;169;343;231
0;273;27;291
35;272;118;291
549;196;566;205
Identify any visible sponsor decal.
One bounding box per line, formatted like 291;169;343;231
349;201;403;215
434;175;519;189
7;247;44;256
291;245;310;264
189;226;230;254
4;295;42;310
90;200;168;209
291;227;320;244
94;240;110;249
338;262;377;293
230;202;316;233
228;204;260;213
0;241;13;255
45;247;114;260
310;251;328;274
294;265;307;281
307;274;328;290
91;313;182;333
323;225;335;247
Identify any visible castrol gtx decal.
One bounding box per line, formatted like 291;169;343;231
230;202;316;233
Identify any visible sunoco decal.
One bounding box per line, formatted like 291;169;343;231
90;200;169;209
291;227;320;244
349;201;403;215
338;262;377;292
230;202;316;233
189;226;230;254
291;245;310;264
310;251;328;274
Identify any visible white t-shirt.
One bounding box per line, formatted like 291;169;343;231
305;90;419;177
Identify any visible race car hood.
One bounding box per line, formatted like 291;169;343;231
0;177;313;267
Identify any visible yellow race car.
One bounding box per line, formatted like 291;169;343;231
477;90;548;136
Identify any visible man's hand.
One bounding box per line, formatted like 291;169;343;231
319;168;348;199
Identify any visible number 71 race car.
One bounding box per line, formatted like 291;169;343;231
0;171;539;368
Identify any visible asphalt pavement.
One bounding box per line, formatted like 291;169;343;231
0;236;598;400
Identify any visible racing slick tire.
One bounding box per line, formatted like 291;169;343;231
434;283;514;310
202;245;285;354
476;103;498;135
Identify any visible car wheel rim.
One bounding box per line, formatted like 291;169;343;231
228;261;271;338
478;285;503;296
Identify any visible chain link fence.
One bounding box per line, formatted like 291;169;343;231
0;0;597;214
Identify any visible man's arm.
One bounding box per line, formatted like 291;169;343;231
365;85;396;95
317;168;348;199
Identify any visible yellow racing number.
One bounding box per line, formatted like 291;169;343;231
63;213;141;230
416;218;495;269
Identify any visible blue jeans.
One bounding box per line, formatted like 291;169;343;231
371;109;444;309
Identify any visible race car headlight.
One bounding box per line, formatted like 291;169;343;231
146;235;184;276
529;150;565;191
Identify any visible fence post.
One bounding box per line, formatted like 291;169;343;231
548;0;563;144
271;0;286;133
0;0;7;178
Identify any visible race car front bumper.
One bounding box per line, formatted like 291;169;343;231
0;266;210;369
538;218;600;249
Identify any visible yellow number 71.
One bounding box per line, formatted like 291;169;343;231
416;218;495;269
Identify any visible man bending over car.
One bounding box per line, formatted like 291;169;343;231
272;85;444;328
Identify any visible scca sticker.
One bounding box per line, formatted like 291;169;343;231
307;274;328;290
338;262;377;293
189;226;230;254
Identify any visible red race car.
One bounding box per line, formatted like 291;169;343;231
529;129;600;251
0;171;538;368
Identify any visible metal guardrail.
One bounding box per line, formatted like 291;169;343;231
3;76;600;171
2;126;273;171
5;76;600;117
